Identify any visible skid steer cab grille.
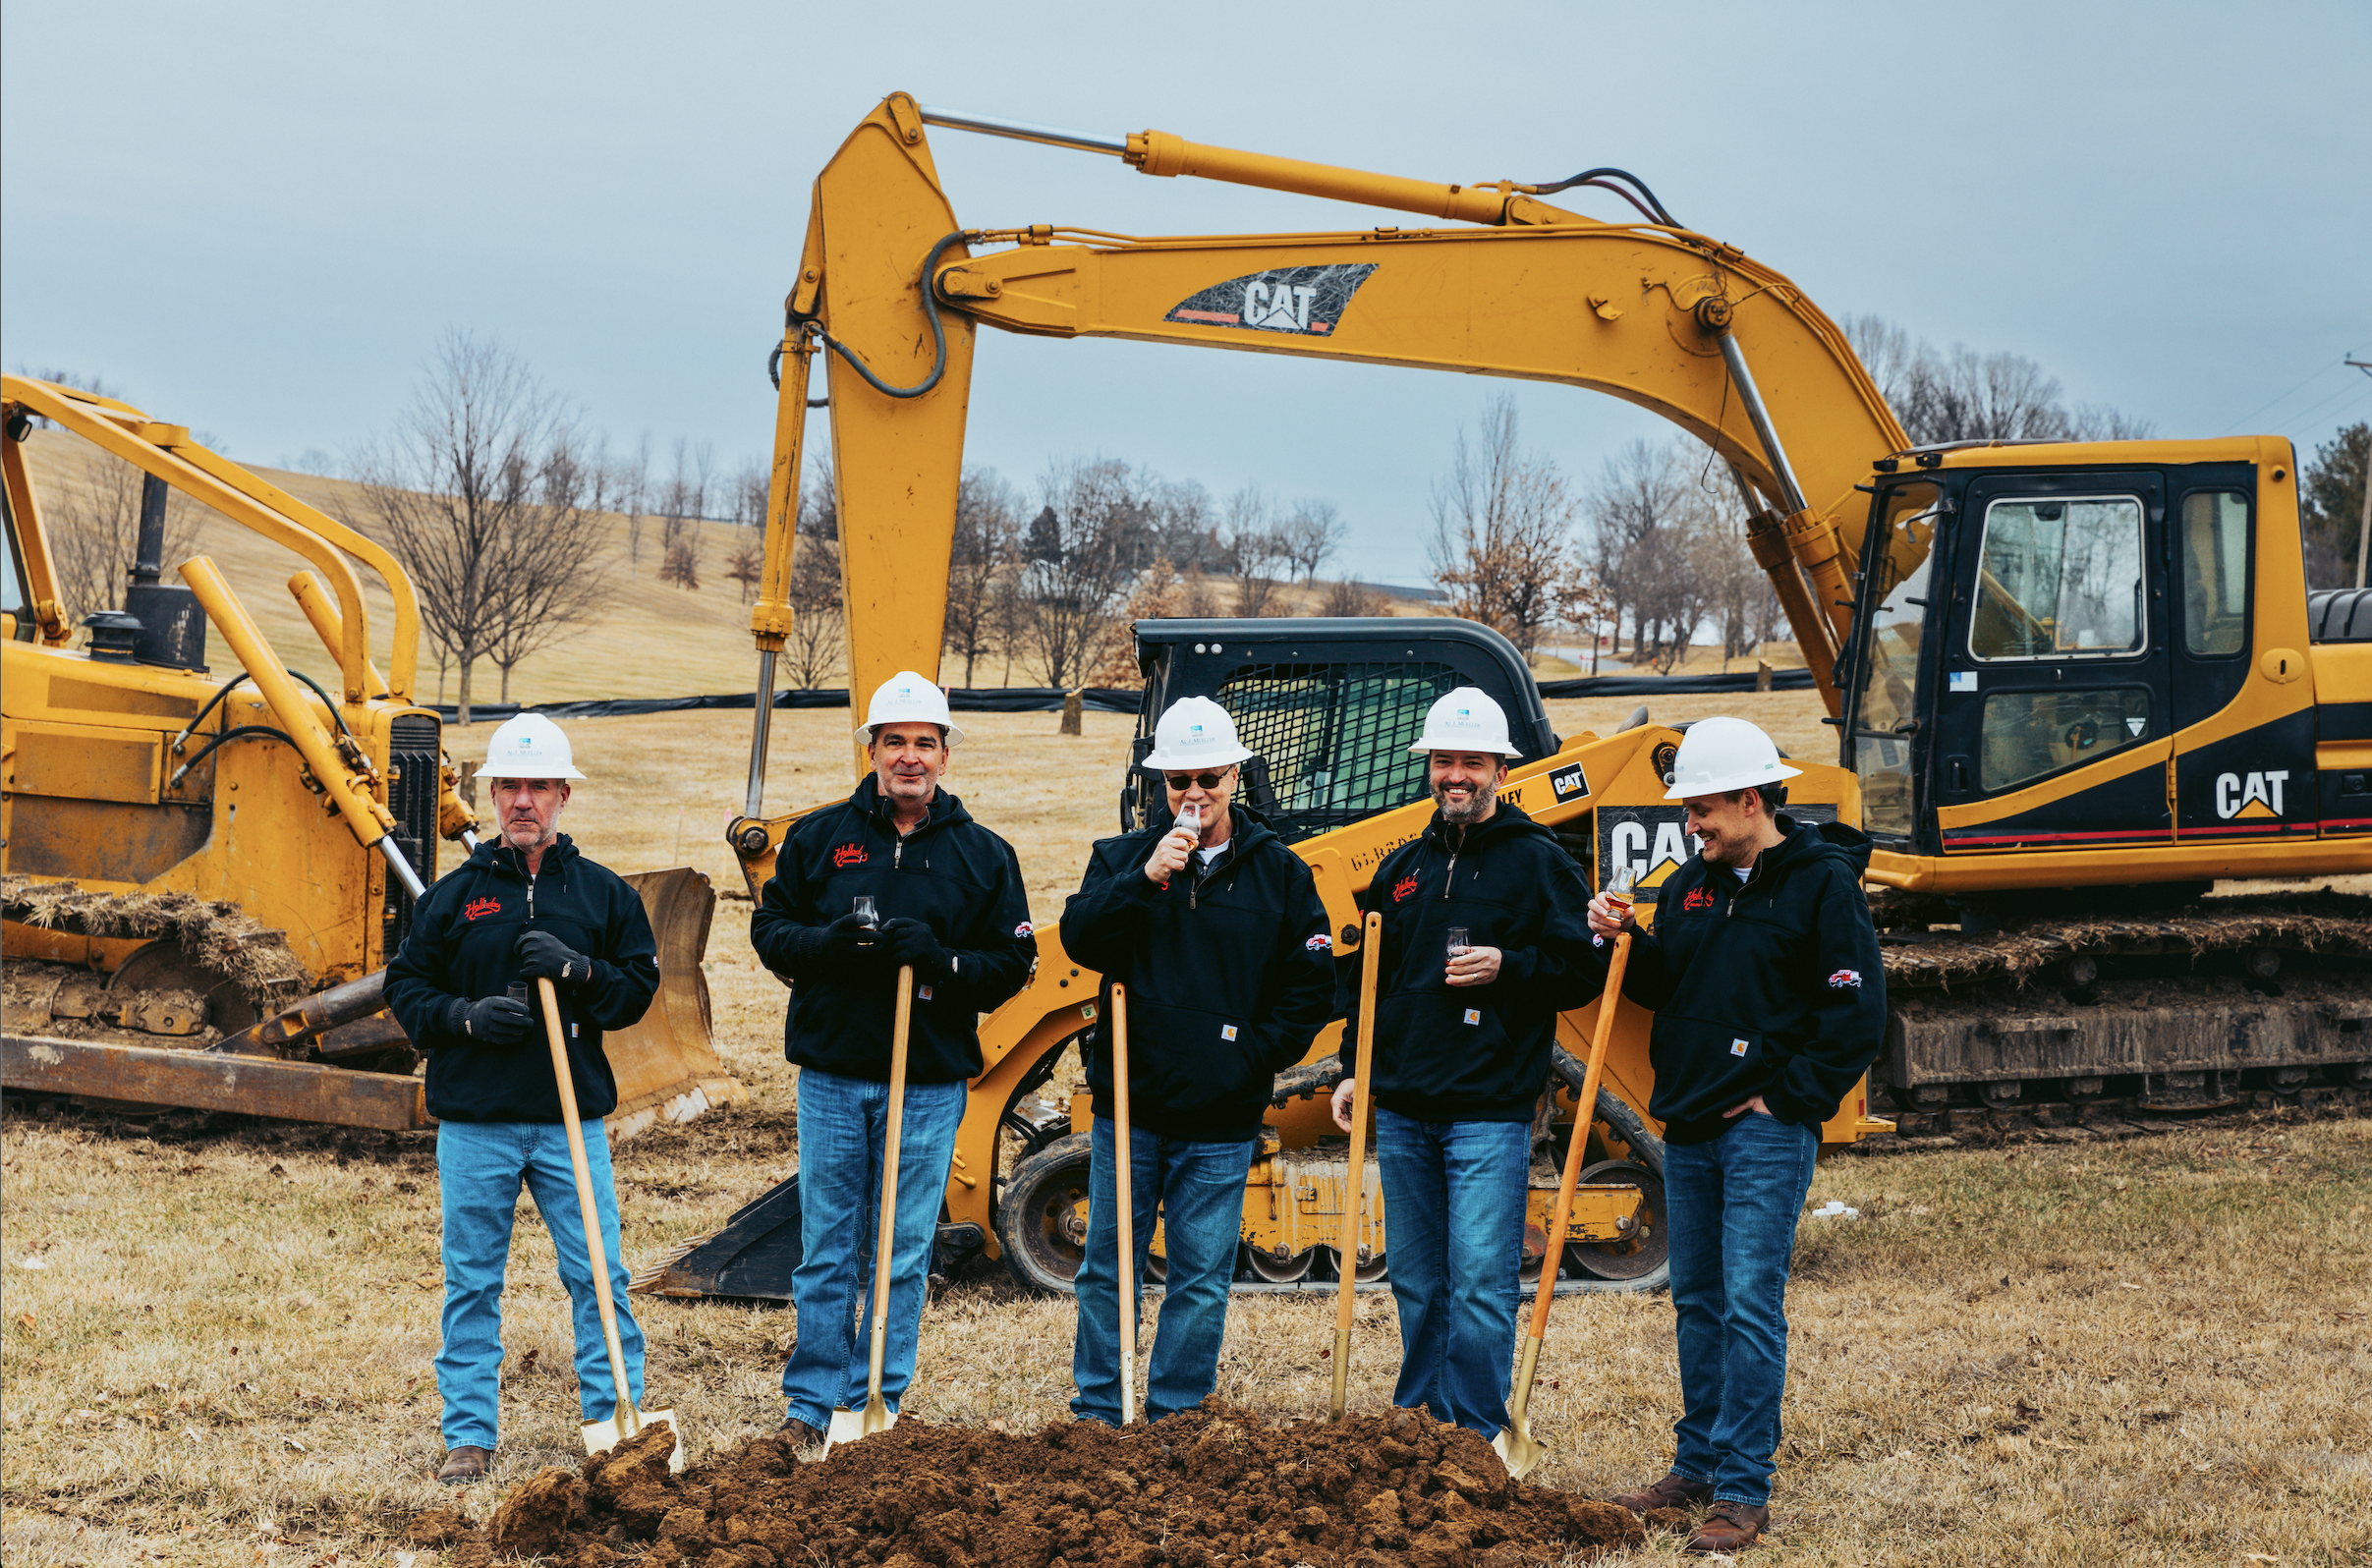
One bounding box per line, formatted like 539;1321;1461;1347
1215;660;1463;844
384;712;442;961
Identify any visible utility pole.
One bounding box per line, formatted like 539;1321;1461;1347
2349;358;2372;590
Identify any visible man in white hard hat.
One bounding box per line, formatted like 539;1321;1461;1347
1328;687;1596;1438
1058;697;1336;1425
750;671;1035;1446
385;712;664;1485
1589;715;1884;1553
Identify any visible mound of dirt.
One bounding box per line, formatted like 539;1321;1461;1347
437;1403;1643;1568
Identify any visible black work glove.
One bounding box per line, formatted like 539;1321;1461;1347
796;912;889;969
446;994;534;1045
516;929;593;988
879;916;950;977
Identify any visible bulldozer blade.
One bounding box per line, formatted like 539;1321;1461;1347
607;868;744;1140
1;1032;427;1130
628;1173;803;1304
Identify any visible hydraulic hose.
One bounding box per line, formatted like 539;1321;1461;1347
1525;167;1680;228
801;231;972;401
167;724;299;788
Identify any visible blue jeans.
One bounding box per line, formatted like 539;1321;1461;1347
1663;1109;1820;1507
435;1118;644;1450
781;1067;968;1429
1373;1106;1531;1436
1071;1116;1255;1426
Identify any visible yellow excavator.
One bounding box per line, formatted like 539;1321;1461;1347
1;377;738;1135
637;94;2370;1303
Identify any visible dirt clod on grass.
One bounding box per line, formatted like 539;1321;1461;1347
436;1402;1643;1567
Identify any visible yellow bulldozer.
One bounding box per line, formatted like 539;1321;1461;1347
635;92;2368;1304
0;376;738;1135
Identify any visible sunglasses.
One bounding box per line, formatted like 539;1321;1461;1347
1163;770;1233;791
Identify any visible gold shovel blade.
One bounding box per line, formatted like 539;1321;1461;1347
1490;1422;1546;1481
821;1401;897;1457
581;1408;684;1472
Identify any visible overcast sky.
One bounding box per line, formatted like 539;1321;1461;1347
5;1;2366;587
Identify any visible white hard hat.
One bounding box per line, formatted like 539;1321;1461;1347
1141;697;1253;772
476;712;586;780
1408;687;1523;758
1663;715;1802;800
857;670;965;746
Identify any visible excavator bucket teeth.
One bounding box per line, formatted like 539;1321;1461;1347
606;868;744;1141
629;1173;803;1304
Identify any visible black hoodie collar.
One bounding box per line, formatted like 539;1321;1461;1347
1421;797;1549;852
851;773;974;836
468;831;580;882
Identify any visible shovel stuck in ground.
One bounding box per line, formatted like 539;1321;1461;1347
536;977;683;1470
825;964;917;1455
1494;873;1635;1481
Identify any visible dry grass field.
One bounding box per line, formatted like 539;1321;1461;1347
9;691;2372;1563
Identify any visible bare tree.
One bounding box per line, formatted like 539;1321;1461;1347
481;431;615;701
780;532;844;690
356;331;596;724
1221;486;1291;617
944;466;1017;686
660;539;702;590
1843;313;2154;446
1321;577;1385;617
1023;458;1154;687
1428;396;1578;662
1090;557;1186;687
618;433;651;567
725;539;764;602
1279;499;1346;582
45;452;202;623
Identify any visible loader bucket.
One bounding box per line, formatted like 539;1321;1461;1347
606;868;744;1141
630;1172;803;1303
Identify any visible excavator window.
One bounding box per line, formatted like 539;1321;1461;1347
1969;496;2146;660
0;505;28;635
1849;481;1942;839
2179;490;2250;657
1979;687;2154;792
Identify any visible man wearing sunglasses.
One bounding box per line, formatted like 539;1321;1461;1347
1058;697;1335;1426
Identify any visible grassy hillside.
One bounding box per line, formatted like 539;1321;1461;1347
21;425;1808;707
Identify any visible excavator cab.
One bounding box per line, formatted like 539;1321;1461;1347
1841;441;2360;890
1120;617;1555;840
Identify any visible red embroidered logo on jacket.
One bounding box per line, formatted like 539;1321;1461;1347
1392;874;1420;903
832;843;869;868
464;897;502;922
1682;887;1718;912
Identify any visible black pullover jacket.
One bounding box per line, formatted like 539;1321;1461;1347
1615;814;1887;1145
750;776;1034;1085
1060;804;1337;1143
1341;801;1598;1124
386;834;661;1123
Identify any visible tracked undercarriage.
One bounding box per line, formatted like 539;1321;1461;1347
1869;886;2372;1131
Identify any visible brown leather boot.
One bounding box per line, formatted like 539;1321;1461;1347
1610;1471;1715;1513
778;1418;826;1449
435;1444;491;1485
1688;1501;1769;1553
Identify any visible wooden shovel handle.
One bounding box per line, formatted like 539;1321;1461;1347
538;976;637;1430
1333;912;1384;1338
866;966;916;1400
1523;931;1632;1342
1111;982;1136;1426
